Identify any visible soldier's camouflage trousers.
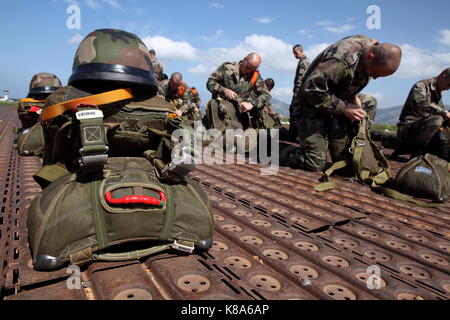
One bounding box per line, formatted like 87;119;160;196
281;93;377;172
398;115;450;159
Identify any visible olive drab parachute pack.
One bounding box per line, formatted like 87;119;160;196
15;122;45;157
28;157;213;270
315;116;391;192
381;154;450;206
26;28;214;271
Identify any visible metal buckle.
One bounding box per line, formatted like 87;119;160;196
355;140;365;147
172;240;195;254
78;146;109;168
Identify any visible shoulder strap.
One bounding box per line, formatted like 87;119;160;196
41;88;133;125
250;71;259;88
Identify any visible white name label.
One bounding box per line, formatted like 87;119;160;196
76;109;104;120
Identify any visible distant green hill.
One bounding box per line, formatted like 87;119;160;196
375;105;450;125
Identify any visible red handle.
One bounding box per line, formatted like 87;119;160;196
29;106;42;113
105;191;165;206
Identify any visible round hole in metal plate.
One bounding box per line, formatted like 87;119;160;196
251;220;272;227
294;241;319;252
233;209;253;217
399;265;430;279
224;256;252;269
249;275;281;291
212;241;229;251
240;236;264;245
322;255;350;268
290;265;319;279
355;272;386;288
271;230;293;239
114;289;153;300
420;253;449;266
363;250;391;262
323;285;356;300
177;275;211;293
262;249;289;261
220;224;242;232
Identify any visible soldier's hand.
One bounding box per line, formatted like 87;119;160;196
239;102;254;113
344;108;366;122
223;88;238;100
175;109;183;117
354;95;362;108
194;107;199;113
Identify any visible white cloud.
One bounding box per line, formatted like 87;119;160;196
102;0;123;11
304;42;329;60
63;0;80;4
297;29;312;35
255;17;274;24
201;29;225;41
396;43;450;78
209;2;224;8
315;20;334;26
436;29;450;46
67;33;84;44
188;64;211;75
324;24;355;34
142;36;199;61
84;0;99;9
272;86;293;102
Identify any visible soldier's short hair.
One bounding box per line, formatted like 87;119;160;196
161;73;169;81
171;72;183;81
149;49;156;55
293;44;303;51
265;78;275;91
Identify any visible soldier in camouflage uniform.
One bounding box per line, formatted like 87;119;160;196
282;35;402;172
288;44;310;141
397;68;450;159
206;53;271;130
187;87;202;123
18;73;62;131
149;49;164;82
250;78;282;129
157;72;191;118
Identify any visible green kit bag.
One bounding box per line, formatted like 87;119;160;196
392;153;450;203
16;123;45;157
27;157;214;271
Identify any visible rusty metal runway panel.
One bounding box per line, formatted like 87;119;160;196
0;104;449;300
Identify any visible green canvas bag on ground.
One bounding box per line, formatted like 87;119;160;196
27;157;214;271
16;122;45;157
390;153;450;202
316;116;392;191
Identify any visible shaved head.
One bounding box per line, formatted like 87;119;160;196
364;43;402;79
240;52;261;75
437;67;450;91
169;72;183;89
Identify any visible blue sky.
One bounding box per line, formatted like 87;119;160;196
0;0;449;110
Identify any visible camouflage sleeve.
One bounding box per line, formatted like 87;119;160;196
294;58;311;94
207;63;226;95
412;82;446;116
176;88;193;114
157;82;168;99
247;76;271;109
300;59;349;115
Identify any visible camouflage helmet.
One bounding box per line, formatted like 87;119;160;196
28;73;62;97
68;29;158;97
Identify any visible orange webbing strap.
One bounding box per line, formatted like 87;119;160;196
19;98;45;103
41;88;133;125
250;71;259;88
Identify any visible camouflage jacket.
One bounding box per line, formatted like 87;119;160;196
157;79;192;112
206;61;271;109
398;78;446;125
151;58;164;81
189;87;201;109
293;56;310;94
293;35;376;116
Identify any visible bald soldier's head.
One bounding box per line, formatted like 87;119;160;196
363;43;402;79
436;68;450;92
239;53;261;75
169;72;183;89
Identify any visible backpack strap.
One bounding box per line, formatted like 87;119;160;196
41;88;133;124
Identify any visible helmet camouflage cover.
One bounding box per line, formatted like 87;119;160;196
28;73;62;97
69;28;158;97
